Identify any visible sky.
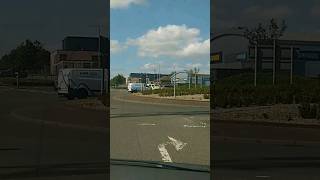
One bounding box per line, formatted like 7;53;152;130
0;0;108;57
211;0;320;54
110;0;210;78
213;0;320;33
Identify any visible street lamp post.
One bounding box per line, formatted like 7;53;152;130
273;39;276;85
290;46;294;85
189;72;191;90
210;29;247;108
174;71;176;98
89;24;105;95
15;72;19;89
173;70;189;98
254;44;257;86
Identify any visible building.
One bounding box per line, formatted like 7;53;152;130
211;40;320;80
170;72;210;86
50;36;109;76
127;73;169;84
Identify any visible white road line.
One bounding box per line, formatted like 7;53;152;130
167;136;187;151
184;122;208;128
137;123;156;126
184;125;207;128
158;143;172;162
256;176;271;178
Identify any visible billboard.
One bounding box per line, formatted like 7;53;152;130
211;52;223;63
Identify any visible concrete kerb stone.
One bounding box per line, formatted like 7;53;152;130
211;104;320;127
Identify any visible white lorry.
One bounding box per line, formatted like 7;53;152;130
57;68;108;99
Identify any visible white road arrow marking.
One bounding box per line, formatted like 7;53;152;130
158;143;172;162
158;136;187;162
167;136;187;151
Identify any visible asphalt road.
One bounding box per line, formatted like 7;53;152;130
0;86;108;179
110;89;210;166
3;86;320;179
212;122;320;179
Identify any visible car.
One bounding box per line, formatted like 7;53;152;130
150;84;160;90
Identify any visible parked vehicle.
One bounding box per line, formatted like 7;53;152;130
150;84;160;90
57;68;108;99
128;83;146;93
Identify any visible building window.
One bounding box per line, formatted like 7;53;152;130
281;49;291;59
261;48;273;58
59;54;67;61
92;56;98;61
83;63;91;68
92;62;99;68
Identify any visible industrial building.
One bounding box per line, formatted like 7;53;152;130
211;40;320;80
50;36;109;76
170;72;210;86
127;73;169;84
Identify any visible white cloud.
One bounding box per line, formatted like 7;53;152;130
127;24;209;59
110;0;147;9
141;63;157;71
110;40;126;54
142;62;208;74
185;63;203;70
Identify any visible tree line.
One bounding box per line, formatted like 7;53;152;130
0;40;50;75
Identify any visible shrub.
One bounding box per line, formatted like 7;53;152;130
299;103;318;119
213;73;320;108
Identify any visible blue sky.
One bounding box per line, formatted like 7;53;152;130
110;0;210;78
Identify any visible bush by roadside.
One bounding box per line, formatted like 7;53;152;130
213;73;320;108
142;86;210;97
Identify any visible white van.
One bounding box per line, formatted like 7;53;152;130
127;83;146;93
57;68;108;99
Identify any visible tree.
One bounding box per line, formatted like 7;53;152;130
0;40;50;74
160;75;171;85
244;18;287;44
111;74;126;87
